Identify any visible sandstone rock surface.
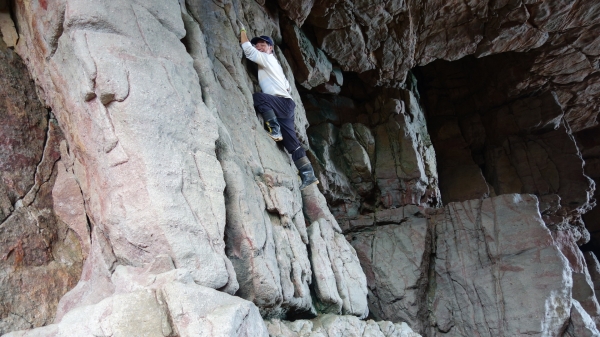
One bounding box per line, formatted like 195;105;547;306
266;314;421;337
14;0;238;319
6;0;370;331
183;0;369;317
348;194;579;336
4;0;600;336
564;300;600;337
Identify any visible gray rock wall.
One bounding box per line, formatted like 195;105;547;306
2;0;600;336
6;0;370;334
348;194;585;336
13;1;241;319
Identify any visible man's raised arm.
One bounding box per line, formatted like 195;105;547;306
240;27;249;44
240;29;267;66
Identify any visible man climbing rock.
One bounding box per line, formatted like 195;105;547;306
240;27;318;190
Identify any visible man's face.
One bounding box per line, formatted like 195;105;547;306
255;40;273;54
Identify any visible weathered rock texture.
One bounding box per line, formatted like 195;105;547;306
15;0;238;314
275;0;600;130
347;194;582;336
429;194;572;336
266;314;421;337
5;0;371;334
347;205;430;332
4;258;269;337
3;0;600;335
305;86;440;218
182;0;369;318
0;37;83;334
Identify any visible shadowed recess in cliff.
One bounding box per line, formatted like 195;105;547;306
415;49;596;244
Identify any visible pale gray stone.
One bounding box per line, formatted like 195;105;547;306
162;281;269;337
6;265;268;337
308;219;369;317
564;300;600;337
5;290;170;337
15;0;237;316
552;230;600;316
429;194;572;337
348;207;429;331
182;0;316;317
265;315;421;337
584;252;600;305
308;218;344;314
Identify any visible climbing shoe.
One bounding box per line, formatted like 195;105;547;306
294;156;319;190
261;109;283;142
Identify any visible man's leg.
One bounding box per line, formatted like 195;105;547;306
278;117;318;189
253;93;283;141
277;117;305;160
254;93;318;190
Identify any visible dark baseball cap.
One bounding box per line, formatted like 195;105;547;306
250;35;274;46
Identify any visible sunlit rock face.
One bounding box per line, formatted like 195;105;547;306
2;0;600;336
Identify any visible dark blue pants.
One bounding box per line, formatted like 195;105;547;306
253;93;306;161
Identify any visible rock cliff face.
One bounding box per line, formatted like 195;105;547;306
1;0;600;336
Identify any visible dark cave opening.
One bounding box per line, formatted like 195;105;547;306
284;19;600;258
415;53;600;259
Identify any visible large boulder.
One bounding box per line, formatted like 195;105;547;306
348;194;576;336
430;194;572;336
14;2;238;321
4;264;269;337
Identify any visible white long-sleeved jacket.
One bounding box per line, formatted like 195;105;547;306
242;41;292;99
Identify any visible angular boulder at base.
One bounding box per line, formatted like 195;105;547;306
3;268;269;337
